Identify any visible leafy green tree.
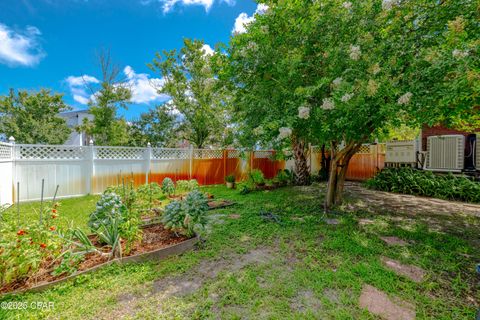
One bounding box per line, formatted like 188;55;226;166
128;103;179;147
0;89;71;144
149;39;231;148
224;0;479;209
77;50;132;146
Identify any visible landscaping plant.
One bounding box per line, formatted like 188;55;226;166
176;179;199;193
248;169;265;187
162;190;209;237
162;177;175;197
365;168;480;203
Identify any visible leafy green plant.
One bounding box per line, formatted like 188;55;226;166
365;168;480;203
137;182;164;212
176;179;199;192
225;174;236;183
0;218;64;286
51;251;84;277
162;178;175;196
88;193;128;232
105;181;137;212
162;190;209;237
273;170;291;186
248;169;265;186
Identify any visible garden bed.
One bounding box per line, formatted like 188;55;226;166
1;223;197;295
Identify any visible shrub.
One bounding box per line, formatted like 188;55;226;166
248;169;265;186
162;190;209;237
162;177;175;196
225;174;236;183
273;169;291;186
105;182;137;212
365;167;480;203
176;179;199;192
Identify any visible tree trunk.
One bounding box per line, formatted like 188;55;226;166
324;141;361;211
292;136;310;185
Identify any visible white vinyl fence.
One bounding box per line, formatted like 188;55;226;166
0;141;282;205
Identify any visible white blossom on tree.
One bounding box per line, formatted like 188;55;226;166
341;93;354;102
349;45;361;61
452;49;469;59
342;2;352;9
278;127;292;139
321;98;335;110
298;106;310;119
397;92;413;105
332;77;343;88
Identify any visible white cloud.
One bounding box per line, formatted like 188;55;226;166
123;66;169;104
232;3;268;34
65;75;99;104
0;23;45;67
142;0;234;13
202;44;214;56
66;67;169;106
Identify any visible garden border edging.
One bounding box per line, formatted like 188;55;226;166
3;236;199;297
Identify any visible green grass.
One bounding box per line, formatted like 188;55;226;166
0;185;478;319
2;195;99;232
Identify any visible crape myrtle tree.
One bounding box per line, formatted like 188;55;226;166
218;8;317;185
149;39;232;149
223;0;479;209
0;89;71;144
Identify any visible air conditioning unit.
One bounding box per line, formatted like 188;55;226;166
426;135;464;172
476;138;480;171
386;140;419;164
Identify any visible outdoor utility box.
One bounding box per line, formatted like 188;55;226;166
426;135;465;172
385;140;419;166
476;135;480;170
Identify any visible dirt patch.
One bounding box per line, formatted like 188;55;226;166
345;182;480;218
381;257;425;283
359;219;375;225
380;236;408;246
359;284;415;320
228;214;241;220
323;288;341;304
291;290;323;313
152;277;203;297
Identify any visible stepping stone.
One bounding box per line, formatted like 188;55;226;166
228;214;241;220
380;236;408;246
291;216;305;222
359;285;415;320
359;219;374;225
326;218;339;225
381;257;425;283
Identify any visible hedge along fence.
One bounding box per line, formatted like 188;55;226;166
0;141;385;205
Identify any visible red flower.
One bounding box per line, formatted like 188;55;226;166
51;214;57;219
52;209;57;214
17;230;26;236
49;226;56;231
39;243;47;249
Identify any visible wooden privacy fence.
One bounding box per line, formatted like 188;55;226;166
0;141;385;205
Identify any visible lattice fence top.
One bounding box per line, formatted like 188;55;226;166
193;149;223;159
0;143;12;160
95;147;145;160
254;151;274;159
227;150;241;159
152;148;189;160
17;145;86;160
357;145;372;154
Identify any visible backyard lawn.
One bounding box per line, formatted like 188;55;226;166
0;183;479;319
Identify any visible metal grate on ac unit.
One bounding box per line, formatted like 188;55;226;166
426;135;464;172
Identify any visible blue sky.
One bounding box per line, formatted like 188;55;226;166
0;0;260;119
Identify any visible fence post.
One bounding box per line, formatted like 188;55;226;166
250;150;254;171
9;136;16;204
86;139;94;194
145;142;152;184
189;145;194;180
223;150;227;181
